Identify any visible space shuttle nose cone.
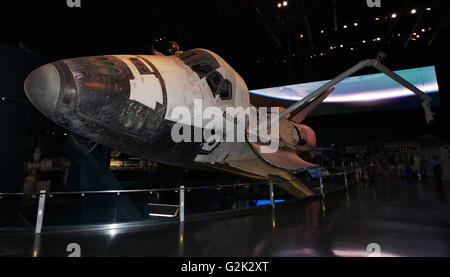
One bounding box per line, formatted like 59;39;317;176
24;64;60;116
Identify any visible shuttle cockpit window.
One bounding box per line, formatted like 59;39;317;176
177;49;220;79
207;72;233;100
207;71;223;92
219;80;232;100
178;49;232;100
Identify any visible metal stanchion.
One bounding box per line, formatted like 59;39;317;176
344;170;348;188
319;177;324;197
179;186;185;222
35;190;46;234
269;182;275;208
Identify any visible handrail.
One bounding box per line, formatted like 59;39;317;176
0;167;361;196
0;166;362;234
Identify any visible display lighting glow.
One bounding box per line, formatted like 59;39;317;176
256;200;284;206
249;66;439;103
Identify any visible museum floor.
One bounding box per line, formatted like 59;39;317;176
1;177;449;257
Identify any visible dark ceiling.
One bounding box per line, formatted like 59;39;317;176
1;0;448;89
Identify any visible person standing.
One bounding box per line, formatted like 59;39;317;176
413;153;421;180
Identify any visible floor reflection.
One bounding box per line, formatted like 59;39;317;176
0;177;449;257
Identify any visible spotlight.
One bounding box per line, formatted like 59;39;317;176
376;37;381;41
320;53;324;56
426;7;431;11
343;25;347;29
391;13;397;18
421;28;425;32
354;22;358;26
411;9;416;14
320;30;324;34
362;40;366;43
299;33;304;39
340;44;343;48
350;47;354;51
277;2;282;8
416;34;420;38
375;17;380;21
412;32;417;36
283;1;288;7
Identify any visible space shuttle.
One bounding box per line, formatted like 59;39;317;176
24;48;433;198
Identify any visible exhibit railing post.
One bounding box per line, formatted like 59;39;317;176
269;182;274;208
35;190;46;234
319;177;324;197
344;170;348;189
179;186;185;222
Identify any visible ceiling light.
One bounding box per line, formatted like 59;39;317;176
362;40;366;43
277;2;282;8
391;13;397;18
320;30;324;34
283;1;288;7
354;22;358;26
343;25;347;29
426;7;431;11
411;9;417;14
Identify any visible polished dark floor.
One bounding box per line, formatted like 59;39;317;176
1;177;449;257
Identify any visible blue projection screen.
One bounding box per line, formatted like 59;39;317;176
249;66;439;115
